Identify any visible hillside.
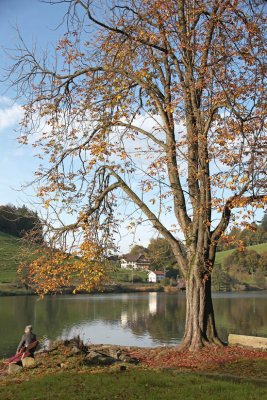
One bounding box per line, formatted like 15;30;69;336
215;242;267;265
0;232;22;283
0;230;266;285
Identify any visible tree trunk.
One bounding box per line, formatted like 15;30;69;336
180;268;225;351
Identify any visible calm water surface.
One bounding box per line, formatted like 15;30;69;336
0;291;266;358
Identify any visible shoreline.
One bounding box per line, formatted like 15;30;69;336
1;339;267;385
0;282;164;297
0;282;265;296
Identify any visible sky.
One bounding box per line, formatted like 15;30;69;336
0;0;160;252
0;0;66;203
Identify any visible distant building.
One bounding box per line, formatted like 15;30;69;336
120;254;151;270
148;270;165;283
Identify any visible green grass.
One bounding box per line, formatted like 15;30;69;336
215;242;267;265
110;268;148;283
0;369;266;400
0;232;22;283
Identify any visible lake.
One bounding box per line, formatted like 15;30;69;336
0;291;266;358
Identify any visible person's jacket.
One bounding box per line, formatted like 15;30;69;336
17;331;37;353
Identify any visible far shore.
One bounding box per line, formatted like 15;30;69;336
0;282;164;297
0;282;265;297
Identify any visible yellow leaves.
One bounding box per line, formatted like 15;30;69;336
39;104;57;117
240;176;249;184
44;200;50;209
18;237;109;297
90;141;109;156
143;181;152;192
120;151;127;160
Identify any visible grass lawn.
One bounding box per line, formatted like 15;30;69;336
0;369;266;400
110;268;148;283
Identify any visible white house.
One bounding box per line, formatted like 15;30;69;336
148;270;165;283
120;254;151;270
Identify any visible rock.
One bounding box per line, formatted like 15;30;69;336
97;356;116;366
71;346;81;355
118;354;139;364
119;354;139;364
108;348;122;360
22;357;35;368
8;364;22;375
83;351;116;366
228;334;267;350
35;351;48;359
85;350;102;362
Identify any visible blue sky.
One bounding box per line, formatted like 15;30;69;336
0;0;68;205
0;1;149;253
0;1;172;252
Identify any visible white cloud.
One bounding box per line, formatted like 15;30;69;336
0;97;24;131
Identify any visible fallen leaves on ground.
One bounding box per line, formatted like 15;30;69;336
128;345;267;373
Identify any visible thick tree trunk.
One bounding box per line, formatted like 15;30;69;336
180;268;225;351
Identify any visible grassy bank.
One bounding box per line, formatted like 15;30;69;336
1;369;266;400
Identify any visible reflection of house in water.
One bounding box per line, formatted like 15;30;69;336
120;311;128;327
149;292;158;315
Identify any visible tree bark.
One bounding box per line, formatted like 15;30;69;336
180;265;224;351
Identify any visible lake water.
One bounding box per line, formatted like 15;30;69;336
0;291;266;358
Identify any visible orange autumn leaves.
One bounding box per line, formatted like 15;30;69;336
18;238;108;297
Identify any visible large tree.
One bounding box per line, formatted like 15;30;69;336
10;0;266;350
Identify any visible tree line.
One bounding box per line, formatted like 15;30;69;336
218;214;267;251
0;204;43;242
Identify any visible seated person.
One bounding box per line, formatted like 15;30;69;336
3;325;38;364
17;325;37;356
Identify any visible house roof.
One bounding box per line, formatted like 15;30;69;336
121;254;150;263
149;270;165;276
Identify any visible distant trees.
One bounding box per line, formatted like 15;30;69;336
129;245;148;256
211;248;267;291
218;214;267;250
0;204;43;242
147;238;176;270
223;249;266;276
128;237;185;276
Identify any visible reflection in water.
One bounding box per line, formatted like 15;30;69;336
120;311;128;327
149;292;157;315
0;291;266;358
